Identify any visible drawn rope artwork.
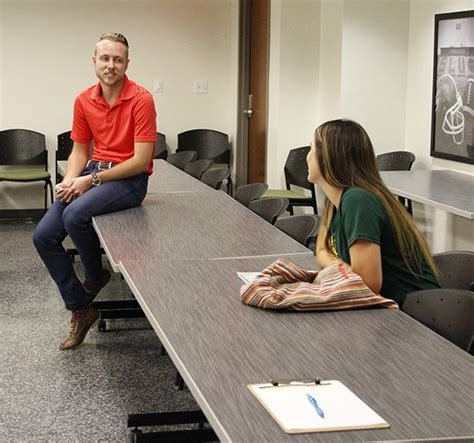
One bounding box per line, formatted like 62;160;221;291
240;259;399;311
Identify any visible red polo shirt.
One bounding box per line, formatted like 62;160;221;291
71;76;157;174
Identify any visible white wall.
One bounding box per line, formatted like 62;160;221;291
267;0;321;189
340;0;410;154
317;0;343;124
0;1;3;127
405;0;473;173
0;0;239;209
267;0;473;250
404;0;473;251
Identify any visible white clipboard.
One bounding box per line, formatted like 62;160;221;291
247;379;390;434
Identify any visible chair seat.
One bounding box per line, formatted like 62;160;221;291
0;169;51;181
0;128;53;210
263;189;311;201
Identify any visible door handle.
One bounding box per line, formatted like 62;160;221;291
244;94;254;118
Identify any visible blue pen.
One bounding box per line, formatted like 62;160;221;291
307;393;325;419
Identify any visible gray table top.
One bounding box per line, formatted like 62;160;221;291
93;192;311;272
57;159;212;194
380;169;474;219
120;255;474;442
147;159;212;193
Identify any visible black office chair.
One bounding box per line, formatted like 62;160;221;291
402;289;474;353
177;129;229;162
200;168;231;190
234;183;268;207
177;129;232;194
56;131;74;183
249;197;289;225
155;132;168;160
377;150;415;213
275;214;320;250
184;159;214;180
166;151;197;170
263;146;317;215
376;151;415;170
0;129;53;211
433;251;474;291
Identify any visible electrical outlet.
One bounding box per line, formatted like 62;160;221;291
194;80;208;94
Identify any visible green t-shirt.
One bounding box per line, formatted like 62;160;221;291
329;187;439;305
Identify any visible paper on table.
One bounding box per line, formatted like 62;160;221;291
248;380;389;434
238;270;317;284
237;272;261;284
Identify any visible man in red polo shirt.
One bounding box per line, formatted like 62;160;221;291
33;33;157;350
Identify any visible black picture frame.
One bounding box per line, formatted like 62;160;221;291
430;10;474;165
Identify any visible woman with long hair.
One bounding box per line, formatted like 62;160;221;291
307;119;439;304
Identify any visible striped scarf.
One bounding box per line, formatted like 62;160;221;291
240;259;398;311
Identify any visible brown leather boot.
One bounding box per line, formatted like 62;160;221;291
59;306;100;350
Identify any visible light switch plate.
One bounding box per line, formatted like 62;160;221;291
154;79;163;93
194;80;208;94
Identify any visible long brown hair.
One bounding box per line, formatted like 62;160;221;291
315;119;438;278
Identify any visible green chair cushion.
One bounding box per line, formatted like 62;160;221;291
263;189;312;200
0;169;51;181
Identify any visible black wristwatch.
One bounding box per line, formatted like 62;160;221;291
91;172;102;187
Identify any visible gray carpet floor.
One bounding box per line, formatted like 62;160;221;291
0;221;198;441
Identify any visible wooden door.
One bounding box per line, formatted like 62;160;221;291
247;0;269;183
236;0;269;185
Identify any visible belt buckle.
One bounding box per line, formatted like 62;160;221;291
98;161;111;170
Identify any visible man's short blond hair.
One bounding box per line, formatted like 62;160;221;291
95;33;129;57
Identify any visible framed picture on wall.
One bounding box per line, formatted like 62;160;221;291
430;10;474;165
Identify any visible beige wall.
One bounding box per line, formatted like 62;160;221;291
0;0;239;209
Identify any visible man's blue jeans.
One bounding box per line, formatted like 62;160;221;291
33;165;148;311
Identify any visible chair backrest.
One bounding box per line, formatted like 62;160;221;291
155;132;168;160
284;146;313;191
177;129;230;164
184;159;214;179
167;150;198;170
57;131;74;161
275;214;321;248
249;197;289;225
234;183;269;207
402;288;474;353
200;168;231;190
376;151;416;171
433;251;474;290
0;129;47;167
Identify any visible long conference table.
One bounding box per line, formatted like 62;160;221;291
90;161;473;442
121;255;473;442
